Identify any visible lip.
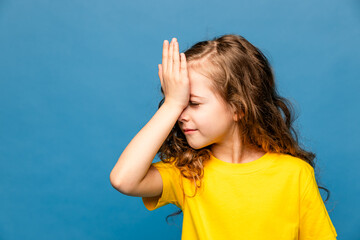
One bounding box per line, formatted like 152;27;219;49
184;129;197;134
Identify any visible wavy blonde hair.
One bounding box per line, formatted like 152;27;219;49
156;34;331;224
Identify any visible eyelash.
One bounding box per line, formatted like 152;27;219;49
189;102;199;106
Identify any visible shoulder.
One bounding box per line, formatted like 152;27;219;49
270;152;314;175
152;158;181;174
270;152;316;190
152;158;177;168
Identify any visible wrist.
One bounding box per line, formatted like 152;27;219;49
162;100;186;112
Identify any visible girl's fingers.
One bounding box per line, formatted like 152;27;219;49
159;64;165;95
168;38;174;74
162;40;168;72
173;40;180;77
180;53;188;80
158;64;163;85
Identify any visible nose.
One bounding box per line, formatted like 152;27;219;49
178;106;190;123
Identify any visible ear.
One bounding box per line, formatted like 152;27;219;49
233;113;238;122
232;110;243;122
233;112;239;122
228;103;243;122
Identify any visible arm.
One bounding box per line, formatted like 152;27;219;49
110;38;189;195
109;101;183;193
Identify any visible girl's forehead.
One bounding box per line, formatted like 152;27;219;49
188;68;213;95
188;59;215;83
187;65;226;104
188;67;212;86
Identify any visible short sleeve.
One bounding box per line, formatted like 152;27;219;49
142;160;184;211
299;165;338;240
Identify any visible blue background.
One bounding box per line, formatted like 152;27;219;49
1;0;359;239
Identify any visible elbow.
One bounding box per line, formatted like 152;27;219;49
109;172;132;195
109;171;122;190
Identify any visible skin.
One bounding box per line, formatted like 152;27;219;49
110;37;268;194
160;38;266;164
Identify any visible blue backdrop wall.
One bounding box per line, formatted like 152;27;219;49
1;0;359;239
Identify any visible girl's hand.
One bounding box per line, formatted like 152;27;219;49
158;38;190;110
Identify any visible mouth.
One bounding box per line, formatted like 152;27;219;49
184;129;197;134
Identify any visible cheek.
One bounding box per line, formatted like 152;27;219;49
202;106;233;132
195;108;217;130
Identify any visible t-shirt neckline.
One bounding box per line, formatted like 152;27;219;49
206;151;274;174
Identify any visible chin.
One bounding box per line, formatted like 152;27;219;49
188;141;211;150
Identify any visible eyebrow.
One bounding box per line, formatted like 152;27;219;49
190;94;205;99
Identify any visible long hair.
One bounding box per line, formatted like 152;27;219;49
156;34;331;224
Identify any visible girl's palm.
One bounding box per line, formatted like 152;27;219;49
158;38;190;109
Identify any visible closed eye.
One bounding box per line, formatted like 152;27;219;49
189;102;199;106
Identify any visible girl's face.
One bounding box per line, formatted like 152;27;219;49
177;66;238;150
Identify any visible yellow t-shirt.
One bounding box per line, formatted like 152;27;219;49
142;152;337;240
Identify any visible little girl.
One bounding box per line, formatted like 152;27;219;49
110;34;338;239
